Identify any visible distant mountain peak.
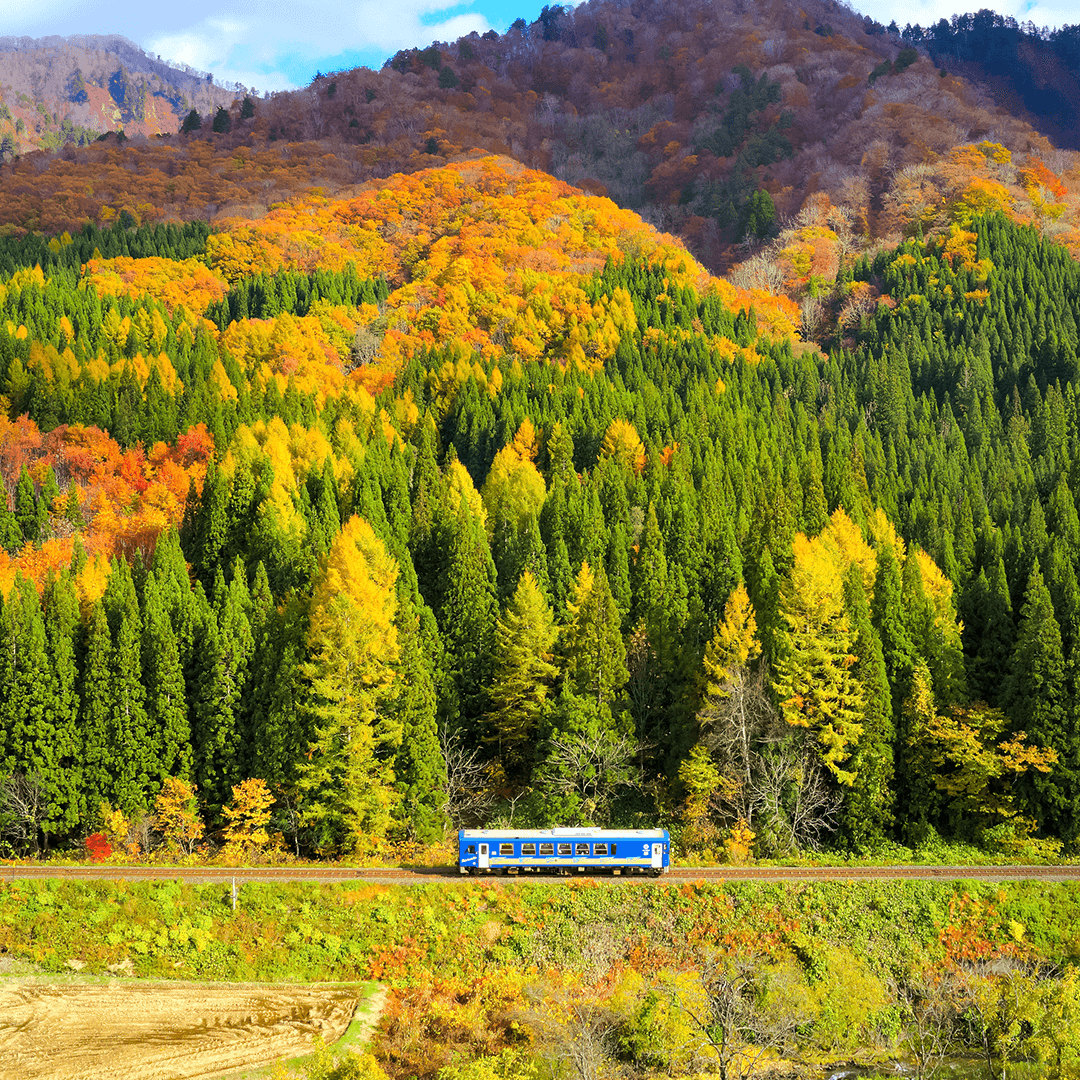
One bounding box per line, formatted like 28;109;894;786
0;34;240;156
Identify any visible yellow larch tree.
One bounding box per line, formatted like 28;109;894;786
298;515;401;853
773;529;865;785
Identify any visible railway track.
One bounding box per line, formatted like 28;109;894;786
3;863;1080;884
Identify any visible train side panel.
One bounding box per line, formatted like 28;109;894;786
458;829;669;874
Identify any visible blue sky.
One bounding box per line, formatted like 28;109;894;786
1;0;1075;94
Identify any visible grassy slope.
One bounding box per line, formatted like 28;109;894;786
3;877;1078;1076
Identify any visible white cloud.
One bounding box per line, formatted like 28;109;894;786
143;0;492;90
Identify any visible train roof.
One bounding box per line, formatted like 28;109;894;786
458;828;667;839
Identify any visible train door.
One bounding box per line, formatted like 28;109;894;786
651;843;663;869
479;843;489;870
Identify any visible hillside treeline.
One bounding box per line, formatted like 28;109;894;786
0;0;1075;285
0;175;1078;859
885;10;1080;151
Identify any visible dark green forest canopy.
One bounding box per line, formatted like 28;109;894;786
1;211;1079;860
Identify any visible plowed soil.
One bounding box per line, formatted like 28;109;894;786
0;980;361;1079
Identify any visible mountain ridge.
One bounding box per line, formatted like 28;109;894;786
0;33;240;157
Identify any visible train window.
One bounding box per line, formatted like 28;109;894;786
557;843;572;856
521;843;537;856
594;843;608;856
539;843;554;856
575;843;590;856
610;844;617;855
466;845;476;854
499;843;514;856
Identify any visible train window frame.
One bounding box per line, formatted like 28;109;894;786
594;843;608;856
611;843;617;855
557;843;572;856
499;843;514;856
575;843;590;856
521;843;537;856
539;843;554;856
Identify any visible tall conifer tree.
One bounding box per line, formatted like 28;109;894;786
79;601;113;816
42;571;83;836
142;574;191;784
391;595;447;842
487;570;559;781
440;495;498;738
104;560;153;812
1007;568;1074;838
841;565;894;848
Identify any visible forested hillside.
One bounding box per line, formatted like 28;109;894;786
0;0;1080;863
889;12;1080;153
0;35;239;160
1;0;1078;285
0;146;1076;864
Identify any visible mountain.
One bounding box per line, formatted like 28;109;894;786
0;0;1075;290
0;34;240;157
884;13;1080;153
0;0;1080;864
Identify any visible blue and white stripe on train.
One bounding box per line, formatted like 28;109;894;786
458;827;669;875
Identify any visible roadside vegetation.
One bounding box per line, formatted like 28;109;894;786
1;876;1079;1078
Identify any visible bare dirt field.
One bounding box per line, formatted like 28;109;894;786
0;979;364;1080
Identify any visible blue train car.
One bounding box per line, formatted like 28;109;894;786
458;827;669;875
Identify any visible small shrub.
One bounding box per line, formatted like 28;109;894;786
85;832;111;861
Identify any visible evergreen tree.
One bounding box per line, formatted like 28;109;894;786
142;574;191;784
191;459;229;586
632;502;670;646
247;593;309;791
42;571;83;836
192;562;253;815
391;595;447;842
871;543;916;709
840;564;894;849
972;557;1016;706
103;560;154;813
560;560;628;717
79;600;113;817
0;577;70;848
486;570;559;782
1007;567;1075;839
439;495;498;739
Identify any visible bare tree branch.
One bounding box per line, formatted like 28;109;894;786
516;988;620;1080
0;772;48;855
541;729;641;821
751;747;840;854
439;728;498;828
891;968;971;1080
674;952;811;1080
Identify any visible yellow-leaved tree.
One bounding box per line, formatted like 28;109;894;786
599;418;646;475
903;661;1058;849
773;527;865;785
701;582;759;697
298;516;401;853
481;440;546;531
222;778;275;860
692;582;764;850
153;777;204;857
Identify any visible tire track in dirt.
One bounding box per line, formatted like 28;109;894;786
0;981;362;1080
